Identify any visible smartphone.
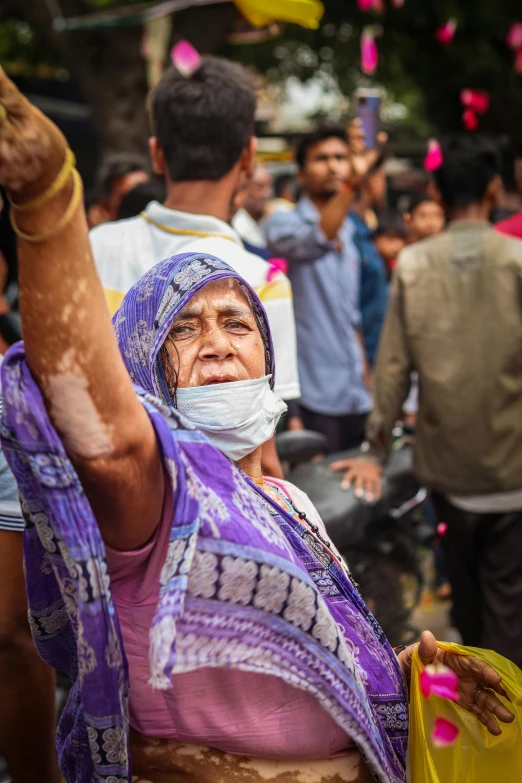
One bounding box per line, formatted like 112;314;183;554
355;89;382;149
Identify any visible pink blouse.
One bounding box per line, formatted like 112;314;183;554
106;480;351;759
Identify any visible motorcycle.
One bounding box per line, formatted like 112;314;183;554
276;429;430;646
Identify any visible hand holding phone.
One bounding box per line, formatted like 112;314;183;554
355;88;382;149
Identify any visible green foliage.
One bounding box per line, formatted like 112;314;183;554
226;0;522;136
4;0;522;136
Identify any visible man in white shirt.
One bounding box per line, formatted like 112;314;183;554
90;56;299;475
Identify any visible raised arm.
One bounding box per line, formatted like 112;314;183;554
0;70;164;551
266;209;336;264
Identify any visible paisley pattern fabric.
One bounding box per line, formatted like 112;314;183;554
0;253;408;783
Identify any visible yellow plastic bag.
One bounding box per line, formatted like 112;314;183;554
409;642;522;782
234;0;324;30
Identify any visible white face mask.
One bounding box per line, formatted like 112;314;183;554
175;375;287;462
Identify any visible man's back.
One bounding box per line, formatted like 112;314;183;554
90;202;300;400
391;221;522;494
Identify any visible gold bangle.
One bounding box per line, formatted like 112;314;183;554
10;168;83;244
9;148;76;212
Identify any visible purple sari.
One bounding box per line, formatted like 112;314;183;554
0;253;408;783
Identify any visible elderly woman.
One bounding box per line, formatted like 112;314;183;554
0;72;514;783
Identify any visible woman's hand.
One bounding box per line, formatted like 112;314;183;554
398;631;515;736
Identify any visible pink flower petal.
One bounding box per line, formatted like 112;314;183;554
424;139;443;172
463;108;478;132
357;0;383;11
432;685;459;701
507;23;522;51
516;48;522;75
460;89;490;114
420;664;459;701
435;19;457;46
437;522;448;536
170;40;201;77
266;257;288;283
432;716;460;748
361;29;378;75
392;0;406;7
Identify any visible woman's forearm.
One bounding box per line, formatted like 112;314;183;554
1;74;164;549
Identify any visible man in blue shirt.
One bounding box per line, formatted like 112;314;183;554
266;125;376;453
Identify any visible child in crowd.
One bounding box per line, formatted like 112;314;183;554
373;211;406;280
404;193;445;244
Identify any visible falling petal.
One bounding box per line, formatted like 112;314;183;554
460;89;490;114
361;29;378;74
392;0;406;7
424;139;443;172
420;665;459;702
435;19;457;46
437;522;448;536
432;717;460;748
171;40;201;77
507;23;522;51
463;108;478;132
266;257;288;283
357;0;384;11
516;48;522;75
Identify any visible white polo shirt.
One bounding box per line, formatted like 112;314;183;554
90;201;300;400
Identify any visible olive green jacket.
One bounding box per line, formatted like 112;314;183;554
367;220;522;496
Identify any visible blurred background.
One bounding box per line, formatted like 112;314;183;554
1;0;521;195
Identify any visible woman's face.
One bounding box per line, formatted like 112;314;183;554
163;278;266;389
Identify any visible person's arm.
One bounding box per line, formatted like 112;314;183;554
265;209;343;265
0;69;163;552
330;265;412;498
355;327;373;391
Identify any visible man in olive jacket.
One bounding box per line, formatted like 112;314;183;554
334;137;522;667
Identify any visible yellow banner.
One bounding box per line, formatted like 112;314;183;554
234;0;324;30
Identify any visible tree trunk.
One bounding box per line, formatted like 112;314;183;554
6;1;239;160
6;0;149;160
69;26;150;159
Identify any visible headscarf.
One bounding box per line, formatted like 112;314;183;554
0;253;408;783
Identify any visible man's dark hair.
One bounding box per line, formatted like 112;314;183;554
150;55;256;182
374;209;406;238
274;173;297;200
117;180;166;220
96;154;149;197
434;137;500;209
295;125;348;170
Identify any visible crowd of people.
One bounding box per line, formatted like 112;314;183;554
0;52;520;783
